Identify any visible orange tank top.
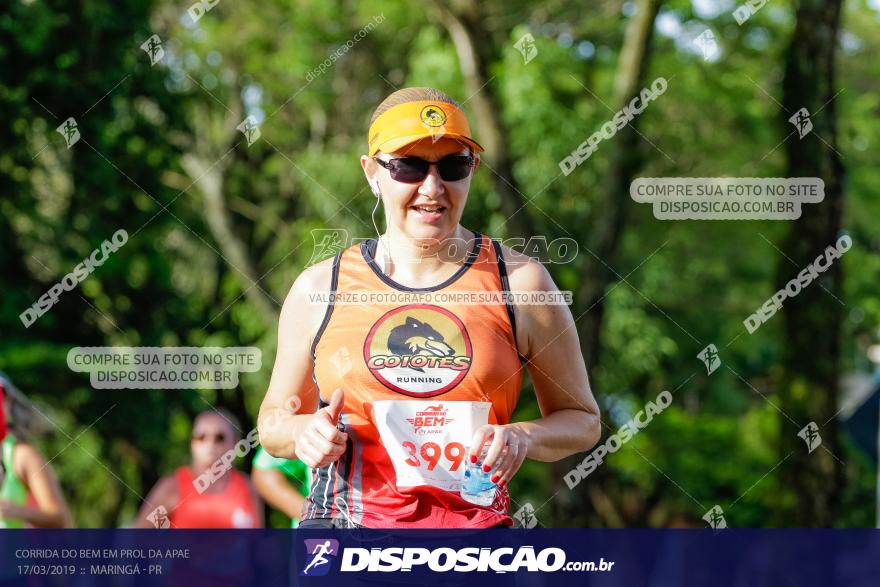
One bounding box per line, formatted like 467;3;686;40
307;231;524;528
170;467;259;528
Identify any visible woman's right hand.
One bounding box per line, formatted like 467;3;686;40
293;388;348;468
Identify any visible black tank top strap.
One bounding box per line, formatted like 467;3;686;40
490;239;527;364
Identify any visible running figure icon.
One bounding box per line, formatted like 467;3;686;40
302;540;337;575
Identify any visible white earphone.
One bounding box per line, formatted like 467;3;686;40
369;178;391;274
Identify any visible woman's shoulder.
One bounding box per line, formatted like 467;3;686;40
288;237;369;300
279;256;338;331
12;441;52;480
492;239;555;292
12;440;44;467
284;248;350;308
293;256;337;294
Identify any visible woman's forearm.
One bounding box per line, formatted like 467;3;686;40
510;408;601;462
258;408;315;460
3;504;70;528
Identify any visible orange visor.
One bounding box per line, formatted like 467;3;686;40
368;100;484;156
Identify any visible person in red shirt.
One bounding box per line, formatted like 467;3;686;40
135;408;263;528
258;87;601;528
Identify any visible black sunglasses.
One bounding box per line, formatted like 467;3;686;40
373;154;475;184
192;432;227;443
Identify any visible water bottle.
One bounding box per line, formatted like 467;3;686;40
460;445;497;506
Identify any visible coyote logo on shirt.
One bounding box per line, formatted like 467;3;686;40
365;305;472;397
388;317;454;372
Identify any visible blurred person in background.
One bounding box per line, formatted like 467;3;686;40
135;408;263;528
251;445;311;528
0;385;5;490
0;373;73;528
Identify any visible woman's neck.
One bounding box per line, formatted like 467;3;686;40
376;226;474;282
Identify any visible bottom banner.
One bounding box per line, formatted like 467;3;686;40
0;529;877;586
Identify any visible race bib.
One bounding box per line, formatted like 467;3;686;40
372;400;490;491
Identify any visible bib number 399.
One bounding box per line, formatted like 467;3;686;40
401;440;465;472
373;400;490;491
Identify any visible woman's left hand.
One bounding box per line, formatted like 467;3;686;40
468;424;530;488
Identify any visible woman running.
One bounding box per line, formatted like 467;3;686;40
135;408;263;528
0;375;73;528
258;87;600;528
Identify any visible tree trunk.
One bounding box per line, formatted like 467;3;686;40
431;1;536;239
774;0;846;526
552;0;662;527
178;101;279;328
576;0;662;374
